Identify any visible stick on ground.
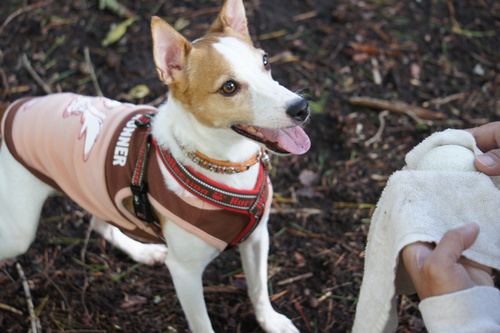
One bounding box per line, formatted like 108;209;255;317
22;53;53;95
349;96;447;120
16;262;40;333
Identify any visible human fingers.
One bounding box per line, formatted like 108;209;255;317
431;223;480;264
402;241;434;270
401;241;435;297
403;224;481;299
466;122;500;152
466;122;500;175
474;149;500;176
433;224;494;291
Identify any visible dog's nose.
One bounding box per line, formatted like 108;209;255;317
286;98;310;123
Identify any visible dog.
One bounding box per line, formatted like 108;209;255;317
0;0;310;332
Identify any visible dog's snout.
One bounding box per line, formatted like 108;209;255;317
286;98;310;123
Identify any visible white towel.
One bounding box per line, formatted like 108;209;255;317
352;129;500;333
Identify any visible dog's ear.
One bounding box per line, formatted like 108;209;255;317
151;16;193;85
209;0;250;39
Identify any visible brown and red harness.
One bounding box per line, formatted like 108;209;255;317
129;114;271;249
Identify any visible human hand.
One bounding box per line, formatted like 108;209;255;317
466;122;500;176
402;223;494;300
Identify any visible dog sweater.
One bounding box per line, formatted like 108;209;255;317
1;93;271;251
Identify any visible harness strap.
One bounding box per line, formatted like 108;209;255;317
130;114;166;242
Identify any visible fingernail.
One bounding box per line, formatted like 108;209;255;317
477;154;496;168
464;223;479;232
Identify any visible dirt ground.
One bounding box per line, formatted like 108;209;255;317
0;0;499;332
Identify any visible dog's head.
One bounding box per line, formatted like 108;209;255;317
151;0;310;155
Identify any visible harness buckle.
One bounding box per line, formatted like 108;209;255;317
131;182;157;223
134;113;155;127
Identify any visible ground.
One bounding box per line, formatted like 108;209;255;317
0;0;499;332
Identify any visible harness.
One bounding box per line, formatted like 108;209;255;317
130;114;271;249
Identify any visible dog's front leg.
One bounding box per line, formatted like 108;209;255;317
163;220;220;333
240;216;300;333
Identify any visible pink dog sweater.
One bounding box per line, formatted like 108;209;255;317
2;93;271;251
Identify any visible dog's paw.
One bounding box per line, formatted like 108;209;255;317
129;243;168;265
258;312;299;333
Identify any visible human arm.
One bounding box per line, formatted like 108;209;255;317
418;286;500;333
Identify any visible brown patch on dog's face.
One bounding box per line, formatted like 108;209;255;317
150;0;262;129
167;36;261;129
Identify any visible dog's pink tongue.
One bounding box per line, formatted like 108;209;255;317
262;126;311;155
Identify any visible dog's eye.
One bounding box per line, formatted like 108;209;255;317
263;54;271;70
220;80;238;96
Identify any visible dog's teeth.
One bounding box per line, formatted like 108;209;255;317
247;126;257;133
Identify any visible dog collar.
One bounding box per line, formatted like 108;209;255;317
177;142;271;174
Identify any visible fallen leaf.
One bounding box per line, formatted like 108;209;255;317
127;85;150;99
101;17;137;47
99;0;133;18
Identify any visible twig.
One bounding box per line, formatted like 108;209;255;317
189;6;221;18
0;67;11;98
150;0;168;16
16;263;40;333
276;272;314;286
371;58;382;85
324;298;335;333
22;53;53;94
0;302;23;315
56;331;106;333
81;223;93;264
333;202;374;209
269;207;323;216
0;0;53;34
269;289;288;302
293;301;311;331
80;223;94;319
349;96;447;120
41;271;69;309
203;285;244;293
293;11;317;22
84;47;103;96
365;110;389;146
428;92;466;107
1;265;16;282
285;228;342;244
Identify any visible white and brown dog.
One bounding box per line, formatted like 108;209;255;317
0;0;310;332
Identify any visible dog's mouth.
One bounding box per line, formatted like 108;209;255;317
231;124;311;155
